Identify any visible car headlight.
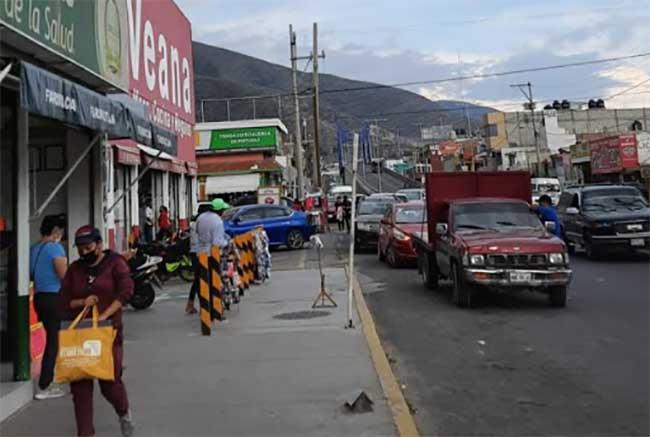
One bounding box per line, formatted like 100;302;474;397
393;229;410;241
357;222;370;231
469;254;485;266
549;253;564;264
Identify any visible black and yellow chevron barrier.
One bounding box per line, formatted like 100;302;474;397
233;232;256;292
197;252;212;335
210;245;224;321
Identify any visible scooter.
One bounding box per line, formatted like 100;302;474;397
128;252;163;310
137;235;194;283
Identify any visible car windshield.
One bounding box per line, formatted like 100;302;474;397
221;207;240;220
583;188;648;211
534;183;560;193
400;191;421;201
453;202;543;231
395;207;426;223
358;201;392;215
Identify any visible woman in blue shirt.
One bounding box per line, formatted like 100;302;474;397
30;215;68;400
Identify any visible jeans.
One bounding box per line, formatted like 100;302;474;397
34;293;61;390
71;331;129;437
144;225;153;243
188;253;199;302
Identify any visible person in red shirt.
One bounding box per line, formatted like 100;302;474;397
157;205;171;241
60;226;135;437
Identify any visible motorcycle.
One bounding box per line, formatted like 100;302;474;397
128;252;162;310
137;234;194;283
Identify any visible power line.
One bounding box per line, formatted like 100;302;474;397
319;52;650;96
607;78;650;99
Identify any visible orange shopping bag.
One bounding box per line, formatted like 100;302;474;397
54;305;116;383
29;292;46;379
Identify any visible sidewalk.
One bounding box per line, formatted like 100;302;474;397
1;269;396;436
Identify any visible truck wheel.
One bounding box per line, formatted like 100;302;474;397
549;286;567;307
452;263;473;308
422;253;438;290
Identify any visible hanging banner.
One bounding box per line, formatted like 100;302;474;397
20;62;177;154
20;62;129;138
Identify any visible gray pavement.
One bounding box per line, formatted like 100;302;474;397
356;245;650;436
1;267;395;437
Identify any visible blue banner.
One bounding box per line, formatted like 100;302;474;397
336;121;349;171
360;122;372;164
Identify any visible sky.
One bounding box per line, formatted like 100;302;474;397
177;0;650;111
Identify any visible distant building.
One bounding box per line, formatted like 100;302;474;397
482;107;649;171
194;119;289;203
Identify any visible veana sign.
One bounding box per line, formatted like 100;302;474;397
126;0;195;151
210;127;277;151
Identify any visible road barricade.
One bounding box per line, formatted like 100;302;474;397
233;232;256;292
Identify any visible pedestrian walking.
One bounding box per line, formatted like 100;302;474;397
157;205;171;241
30;215;67;400
60;226;135;437
343;195;352;232
185;203;213;315
143;201;154;243
335;196;344;231
534;194;563;237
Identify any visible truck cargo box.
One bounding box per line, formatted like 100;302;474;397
423;171;532;247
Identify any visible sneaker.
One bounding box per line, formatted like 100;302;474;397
119;410;135;437
35;385;66;400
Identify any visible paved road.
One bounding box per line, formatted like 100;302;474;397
354;246;650;436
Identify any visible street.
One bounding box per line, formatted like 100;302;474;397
354;241;650;436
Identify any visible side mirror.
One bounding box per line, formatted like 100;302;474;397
566;207;579;215
436;223;448;235
544;221;557;232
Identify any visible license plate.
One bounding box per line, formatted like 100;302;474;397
630;238;645;247
509;272;532;283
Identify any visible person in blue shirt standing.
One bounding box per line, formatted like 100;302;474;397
30;215;68;400
535;194;563;238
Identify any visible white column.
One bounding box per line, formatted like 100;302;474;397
191;176;198;214
16;110;29;298
178;173;187;224
162;171;170;211
93;137;107;240
104;143;115;244
130;165;139;228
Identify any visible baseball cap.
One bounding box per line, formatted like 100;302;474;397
74;225;102;245
211;198;230;212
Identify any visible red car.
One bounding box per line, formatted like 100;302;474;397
377;202;426;267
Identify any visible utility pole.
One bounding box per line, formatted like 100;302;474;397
290;25;305;199
312;22;326;191
511;82;541;176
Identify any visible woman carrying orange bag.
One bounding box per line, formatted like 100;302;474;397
60;226;134;437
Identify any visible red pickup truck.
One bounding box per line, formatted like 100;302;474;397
412;171;572;308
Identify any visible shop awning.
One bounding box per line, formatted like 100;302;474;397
205;174;260;195
19;62;177;155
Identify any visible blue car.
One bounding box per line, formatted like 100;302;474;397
222;204;315;249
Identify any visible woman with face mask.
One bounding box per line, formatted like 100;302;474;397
59;226;135;437
30;215;68;400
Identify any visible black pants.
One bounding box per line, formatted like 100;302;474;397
337;220;344;231
344;217;351;232
188;253;199;302
34;293;61;390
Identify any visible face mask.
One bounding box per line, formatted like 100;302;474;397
80;251;98;265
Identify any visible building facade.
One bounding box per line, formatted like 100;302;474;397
0;0;195;419
195;119;289;203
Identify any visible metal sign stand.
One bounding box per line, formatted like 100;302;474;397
311;235;337;308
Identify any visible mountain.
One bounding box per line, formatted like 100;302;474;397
192;41;493;160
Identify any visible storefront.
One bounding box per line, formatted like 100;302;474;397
0;0;194;418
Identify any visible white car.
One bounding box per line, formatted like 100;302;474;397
397;188;425;202
531;178;561;205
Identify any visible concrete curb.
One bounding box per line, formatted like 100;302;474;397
350;273;420;437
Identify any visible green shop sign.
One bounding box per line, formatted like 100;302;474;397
210;126;277;151
1;0;129;90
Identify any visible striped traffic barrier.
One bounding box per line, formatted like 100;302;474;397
210;245;224;321
197;251;212;335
